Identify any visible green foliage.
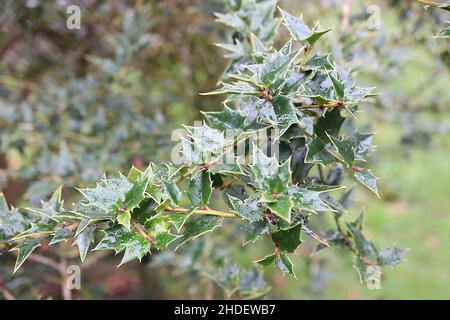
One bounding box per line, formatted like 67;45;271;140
0;1;408;297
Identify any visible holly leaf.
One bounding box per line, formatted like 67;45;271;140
349;132;373;161
228;196;263;222
271;223;302;253
78;175;132;212
327;133;355;167
168;209;194;232
26;187;63;221
354;169;379;197
10;238;41;273
251;145;291;193
269;95;300;139
162;180;182;205
187;170;213;207
314;108;345;141
94;225;151;266
49;227;75;245
154;232;181;250
174;216;223;251
255;253;276;267
354;257;381;283
144;216;180;250
275;252;297;278
378;247;407;268
288;186;333;213
74;225;96;262
0;193;29;240
259;40;300;86
117;210;131;230
347;213;378;262
201;82;259;96
243;220;270;245
279;8;331;45
202;105;246;131
329;74;345;100
262;193;293;223
125;175;150;212
305;138;334;165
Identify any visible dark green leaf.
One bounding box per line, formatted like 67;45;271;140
271;223;302;253
187;171;213;207
328;134;355;167
255;253;276;267
314;108;345;141
305;138;334;165
202;105;246;131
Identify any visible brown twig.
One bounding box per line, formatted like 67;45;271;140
302;225;331;247
27;254;64;273
131;220;155;245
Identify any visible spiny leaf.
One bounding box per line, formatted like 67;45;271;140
187;170;213;207
305;138;334;166
78;175;132;212
174;216;223;251
275;252;297;278
255;253;276;267
125;175;150;212
228;196;264;222
49;227;75;245
202;105;246;131
354;169;379;197
314;108;345;141
74;225;96;262
270;223;302;253
168;209;194;232
349;132;373;161
94;225;151;266
10;238;41;273
354;257;381;283
378;247;407;268
347;213;378;262
117;210;131;230
329;73;345;100
251;145;291;193
327;133;355;167
162;180;182;205
288;186;333;213
0;194;29;240
243;220;270;245
279;8;331;45
263;193;293;222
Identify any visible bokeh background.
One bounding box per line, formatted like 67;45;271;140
0;0;449;299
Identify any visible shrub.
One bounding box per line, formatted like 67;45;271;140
0;1;406;298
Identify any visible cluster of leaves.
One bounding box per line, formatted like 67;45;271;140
305;0;450;148
0;1;224;202
0;2;406;291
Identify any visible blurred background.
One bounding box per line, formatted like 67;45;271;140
0;0;449;299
